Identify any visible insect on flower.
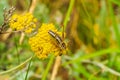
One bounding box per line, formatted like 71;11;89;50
29;23;67;59
48;25;66;55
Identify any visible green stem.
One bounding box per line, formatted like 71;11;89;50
42;55;55;80
63;0;75;28
108;0;120;67
0;56;33;75
24;56;33;80
108;0;120;47
14;38;20;64
62;48;120;66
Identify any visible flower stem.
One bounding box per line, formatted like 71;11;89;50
24;56;33;80
42;54;55;80
50;56;61;80
0;56;33;75
63;0;75;28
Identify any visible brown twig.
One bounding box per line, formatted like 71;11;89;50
0;7;15;41
0;6;15;32
19;0;37;44
1;28;12;41
51;56;61;80
29;0;37;13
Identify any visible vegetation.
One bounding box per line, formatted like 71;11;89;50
0;0;120;80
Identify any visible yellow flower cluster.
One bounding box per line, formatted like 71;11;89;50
9;13;37;34
29;23;66;59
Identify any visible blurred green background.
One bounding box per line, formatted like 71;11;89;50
1;0;120;80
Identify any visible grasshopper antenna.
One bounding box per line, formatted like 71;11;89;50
61;24;65;41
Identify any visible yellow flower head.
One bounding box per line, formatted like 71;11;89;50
29;23;67;59
9;13;37;34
